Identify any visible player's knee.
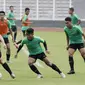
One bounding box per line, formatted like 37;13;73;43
68;52;73;56
81;52;85;57
45;61;52;66
28;61;34;66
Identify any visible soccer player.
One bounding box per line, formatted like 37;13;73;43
21;8;31;37
0;33;15;79
69;7;81;25
0;11;14;63
14;28;66;78
15;8;32;45
7;6;17;42
64;17;85;74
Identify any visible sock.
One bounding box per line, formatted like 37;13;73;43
51;64;62;74
14;32;17;41
29;65;41;75
69;56;74;71
2;62;12;75
16;40;22;44
6;54;10;61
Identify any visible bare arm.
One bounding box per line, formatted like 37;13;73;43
9;28;14;42
82;33;85;40
0;35;6;48
65;31;69;49
77;20;81;25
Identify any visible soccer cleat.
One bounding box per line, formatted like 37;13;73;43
37;74;43;78
60;72;66;78
10;73;15;79
67;70;75;74
7;60;12;63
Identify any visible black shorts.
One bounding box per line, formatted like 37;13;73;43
3;38;9;44
11;25;17;32
69;43;84;50
29;52;47;61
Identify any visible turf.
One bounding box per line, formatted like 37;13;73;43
0;31;85;85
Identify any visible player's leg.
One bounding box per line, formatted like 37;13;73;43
41;53;66;78
22;30;26;37
3;38;11;62
0;51;15;78
67;46;76;74
12;25;17;42
28;56;43;78
78;43;85;62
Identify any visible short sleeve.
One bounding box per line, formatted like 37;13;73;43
37;37;45;43
7;20;11;29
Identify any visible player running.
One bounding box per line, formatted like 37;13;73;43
7;6;17;42
14;28;66;78
64;17;85;74
0;11;14;63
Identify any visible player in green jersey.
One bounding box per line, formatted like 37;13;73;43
7;6;17;42
14;28;66;78
64;17;85;74
69;7;81;25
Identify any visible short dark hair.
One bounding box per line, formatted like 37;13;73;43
69;7;74;12
65;17;71;21
10;6;14;8
26;28;34;35
25;8;30;12
0;11;5;15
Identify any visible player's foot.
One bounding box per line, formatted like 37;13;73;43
60;72;66;78
10;73;15;79
7;60;12;63
37;74;43;78
67;70;75;74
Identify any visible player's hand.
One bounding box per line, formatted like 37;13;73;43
66;46;69;50
14;53;18;58
12;38;14;42
13;18;16;20
46;50;50;54
3;44;6;49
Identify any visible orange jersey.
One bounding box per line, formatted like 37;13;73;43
21;15;31;26
0;20;8;35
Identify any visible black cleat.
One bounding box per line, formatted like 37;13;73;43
67;70;75;74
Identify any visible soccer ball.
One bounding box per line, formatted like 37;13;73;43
0;73;2;79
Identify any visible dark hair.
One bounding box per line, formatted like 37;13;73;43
69;7;74;12
25;8;30;12
0;11;5;15
26;28;34;35
10;6;14;8
65;17;71;21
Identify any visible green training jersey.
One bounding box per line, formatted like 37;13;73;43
70;13;80;25
21;36;45;55
3;20;11;38
7;11;15;25
64;25;83;44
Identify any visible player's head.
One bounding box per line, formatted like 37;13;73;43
26;28;34;40
69;7;74;15
9;6;14;12
65;17;72;28
0;11;5;20
25;8;30;15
